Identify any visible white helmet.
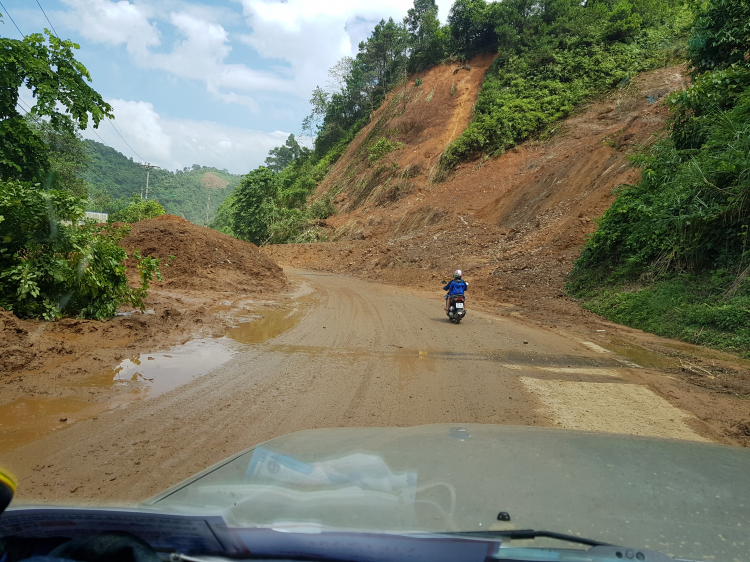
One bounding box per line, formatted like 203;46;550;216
454;269;462;279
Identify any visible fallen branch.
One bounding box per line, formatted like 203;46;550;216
679;358;715;379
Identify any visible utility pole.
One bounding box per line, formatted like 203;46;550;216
139;163;159;200
205;189;211;227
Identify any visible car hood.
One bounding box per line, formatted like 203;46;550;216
145;424;750;561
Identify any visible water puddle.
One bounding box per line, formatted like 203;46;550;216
226;306;306;344
107;339;236;395
0;300;311;454
596;338;675;369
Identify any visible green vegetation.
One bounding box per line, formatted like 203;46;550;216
0;26;112;183
224;0;695;245
569;0;750;356
213;134;333;244
83;141;241;224
441;0;690;170
111;197;166;223
369;137;405;165
0;16;160;320
0;179;161;320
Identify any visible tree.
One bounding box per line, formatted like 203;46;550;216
405;0;446;72
264;134;309;172
231;167;281;245
0;22;113;181
26;115;89;197
358;18;410;102
448;0;496;56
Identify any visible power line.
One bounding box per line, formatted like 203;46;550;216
106;118;144;162
31;1;147;167
0;1;24;37
35;0;59;38
90;128;114;150
19;96;115;153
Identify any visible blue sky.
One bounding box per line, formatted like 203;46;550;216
1;0;455;174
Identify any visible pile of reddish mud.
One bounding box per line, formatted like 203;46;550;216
1;216;289;411
121;214;284;293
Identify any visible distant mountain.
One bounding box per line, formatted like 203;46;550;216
82;140;242;224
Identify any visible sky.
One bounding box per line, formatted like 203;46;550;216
1;0;456;174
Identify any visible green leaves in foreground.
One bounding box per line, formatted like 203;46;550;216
0;179;161;320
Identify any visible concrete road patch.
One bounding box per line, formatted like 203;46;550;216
520;377;709;442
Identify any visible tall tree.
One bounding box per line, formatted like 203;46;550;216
231;167;280;245
405;0;446;71
448;0;496;56
264;134;309;173
358;18;410;102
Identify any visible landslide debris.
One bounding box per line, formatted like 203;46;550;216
1;214;288;407
121;214;285;294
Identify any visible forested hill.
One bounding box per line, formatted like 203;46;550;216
83;140;241;224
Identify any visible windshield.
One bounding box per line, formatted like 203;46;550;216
147;425;750;561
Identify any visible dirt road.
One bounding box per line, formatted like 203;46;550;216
6;270;714;505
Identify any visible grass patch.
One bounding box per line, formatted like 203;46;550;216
569;271;750;357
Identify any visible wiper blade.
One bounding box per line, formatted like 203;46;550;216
448;529;612;547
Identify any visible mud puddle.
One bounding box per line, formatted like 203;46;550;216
595;337;675;369
0;302;311;454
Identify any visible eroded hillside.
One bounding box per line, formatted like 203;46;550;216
267;59;688;317
266;60;750;443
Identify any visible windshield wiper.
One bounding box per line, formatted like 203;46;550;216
448;529;612;547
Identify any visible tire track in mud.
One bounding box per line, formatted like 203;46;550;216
5;271;713;505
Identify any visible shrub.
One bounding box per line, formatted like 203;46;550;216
368;137;405;165
110;197;166;223
0;179;161;320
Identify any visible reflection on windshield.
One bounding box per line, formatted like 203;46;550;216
149;425;750;562
157;446;461;531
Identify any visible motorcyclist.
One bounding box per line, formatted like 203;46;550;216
443;270;468;311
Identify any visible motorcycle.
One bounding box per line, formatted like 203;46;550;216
445;293;466;323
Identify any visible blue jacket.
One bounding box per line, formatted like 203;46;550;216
443;279;467;296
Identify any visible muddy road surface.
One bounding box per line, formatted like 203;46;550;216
5;271;716;505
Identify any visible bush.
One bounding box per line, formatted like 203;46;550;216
110;196;166;223
368;137;404;165
569;273;750;357
0;179;161;320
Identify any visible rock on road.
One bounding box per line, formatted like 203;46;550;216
7;271;709;504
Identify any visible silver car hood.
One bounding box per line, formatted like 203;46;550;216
146;424;750;561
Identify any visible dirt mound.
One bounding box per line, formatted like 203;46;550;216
121;214;285;293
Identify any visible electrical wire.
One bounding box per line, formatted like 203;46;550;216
89;128;115;151
0;1;24;37
35;0;59;38
106;118;145;162
31;0;144;163
18;96;115;152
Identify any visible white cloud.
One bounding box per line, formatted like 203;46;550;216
84;98;287;174
106;99;172;161
62;0;457;107
60;0;160;58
